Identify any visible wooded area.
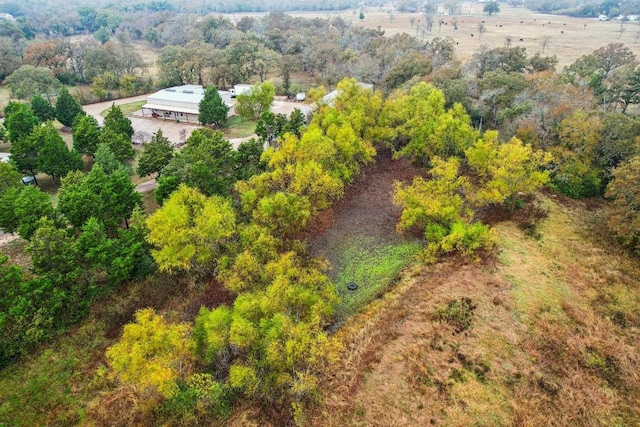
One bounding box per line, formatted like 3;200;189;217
1;1;640;426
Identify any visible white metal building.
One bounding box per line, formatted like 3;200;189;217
142;85;206;124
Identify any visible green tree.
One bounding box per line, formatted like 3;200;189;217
3;65;61;101
146;184;236;273
98;127;135;162
55;87;84;128
156;129;237;202
234;138;266;181
94;26;111;44
90;165;142;230
252;192;311;238
72;114;101;157
0;162;21;195
30;94;56;122
465;131;552;209
198;85;229;128
106;308;195;399
57;165;140;232
394;157;494;261
4;102;39;143
13;186;55;240
103;104;134;138
136;130;174;178
93;143;124;174
196;251;340;404
483;1;500;15
57;171;99;230
0;256;49;366
255;111;288;147
26;217;77;278
392;82;476;164
235;81;275;121
35;122;83;183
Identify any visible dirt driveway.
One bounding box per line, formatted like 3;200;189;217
82;95;200;145
83;95;305;147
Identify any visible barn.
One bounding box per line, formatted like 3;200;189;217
142;85;206;123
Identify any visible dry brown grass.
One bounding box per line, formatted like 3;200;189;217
226;3;640;71
306;195;640;426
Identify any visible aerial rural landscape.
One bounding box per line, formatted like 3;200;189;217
1;0;640;425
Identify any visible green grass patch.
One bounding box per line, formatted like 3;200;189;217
0;321;110;427
333;235;421;320
100;100;146;117
221;115;256;139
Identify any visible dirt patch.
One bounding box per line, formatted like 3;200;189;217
305;147;424;272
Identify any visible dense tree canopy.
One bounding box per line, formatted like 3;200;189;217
3;65;61;101
136;130;174;178
146;184;236;273
55;87;84;127
198;85;228;127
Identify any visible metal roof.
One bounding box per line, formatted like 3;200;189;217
147;85;205;106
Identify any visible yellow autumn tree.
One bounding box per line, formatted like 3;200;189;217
605;156;640;253
106;308;194;399
196;252;340;403
394;157;494;261
146;184;236;273
466;131;552;209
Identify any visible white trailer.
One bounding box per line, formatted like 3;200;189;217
229;84;253;98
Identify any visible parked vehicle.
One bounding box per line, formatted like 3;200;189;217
229;84;252;98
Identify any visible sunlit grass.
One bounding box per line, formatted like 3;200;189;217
221;115;256;139
0;320;110;427
333;235;421;320
99;100;146;117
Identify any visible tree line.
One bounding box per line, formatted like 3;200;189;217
0;8;639;425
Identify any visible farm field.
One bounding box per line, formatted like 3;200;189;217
226;3;640;70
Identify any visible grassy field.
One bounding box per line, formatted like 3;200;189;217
332;235;422;320
307;195;640;426
99;100;146;117
226;3;640;70
221;115;257;139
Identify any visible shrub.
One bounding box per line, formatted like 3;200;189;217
434;297;477;333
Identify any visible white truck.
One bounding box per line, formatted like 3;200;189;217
229;84;253;98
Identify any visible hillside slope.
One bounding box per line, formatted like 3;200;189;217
307;197;640;426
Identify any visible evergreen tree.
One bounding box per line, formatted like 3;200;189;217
72;114;101;157
4;102;39;143
0;162;21;195
35;123;83;183
55;87;84;127
103;104;134;138
198;85;229;128
93;143;124;174
136;130;174;178
98;127;135;162
30;94;56;122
